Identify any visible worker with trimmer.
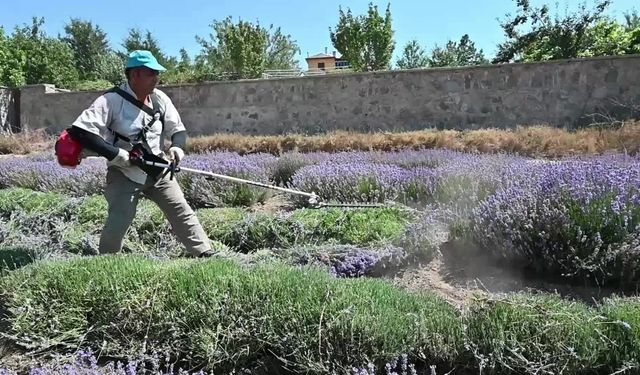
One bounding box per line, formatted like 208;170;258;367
57;50;215;258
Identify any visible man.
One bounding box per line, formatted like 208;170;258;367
68;50;215;258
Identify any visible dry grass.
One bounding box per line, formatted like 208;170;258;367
3;121;640;157
0;129;54;155
188;120;640;158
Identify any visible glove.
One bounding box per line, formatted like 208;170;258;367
109;148;131;168
169;146;185;165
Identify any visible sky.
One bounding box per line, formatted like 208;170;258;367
1;0;637;68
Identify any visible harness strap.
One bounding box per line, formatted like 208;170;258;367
106;87;165;146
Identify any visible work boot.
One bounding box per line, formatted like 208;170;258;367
198;250;219;258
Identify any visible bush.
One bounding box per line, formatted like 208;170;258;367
0;188;70;218
0;246;36;275
291;162;434;205
288;207;413;246
0;255;464;373
466;294;625;374
0;154;106;196
75;195;108;224
178;152;275;208
276;243;408;278
598;297;640;368
471;160;640;288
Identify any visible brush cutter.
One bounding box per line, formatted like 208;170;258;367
129;146;385;209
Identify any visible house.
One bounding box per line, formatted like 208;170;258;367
305;49;350;72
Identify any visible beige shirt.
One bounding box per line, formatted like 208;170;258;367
72;83;186;184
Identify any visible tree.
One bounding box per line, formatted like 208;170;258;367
266;26;300;70
121;28;176;69
428;34;488;67
196;17;298;79
196;17;268;79
62;18;110;81
624;9;640;29
330;2;395;71
161;48;198;84
493;0;612;63
396;39;428;69
4;17;79;88
0;27;8;85
580;18;640;57
96;51;126;85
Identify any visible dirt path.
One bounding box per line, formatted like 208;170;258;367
389;249;634;308
390;257;484;307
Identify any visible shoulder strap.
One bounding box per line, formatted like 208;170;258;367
149;93;165;124
109;87;156;118
106;86;166;147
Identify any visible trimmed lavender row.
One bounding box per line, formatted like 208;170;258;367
280;244;407;278
471;158;640;287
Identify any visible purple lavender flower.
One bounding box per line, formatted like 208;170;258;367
0;152;106;196
179;151;274;207
470;156;640;286
285;244;407;278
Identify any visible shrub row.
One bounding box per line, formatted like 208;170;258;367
468;158;640;288
1;255;638;374
0;188;421;275
0;150;526;208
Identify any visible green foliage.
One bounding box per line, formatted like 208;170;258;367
493;0;616;63
95;51;126;85
428;34;489;67
76;195;108;224
0;255;463;372
0;27;8;85
466;294;629;374
196;207;410;253
196;17;298;79
266;26;301;70
120;28;177;70
625;9;640;29
2;17;79;88
580;18;640;57
599;297;640;366
396;39;428;69
288;207;412;246
4;256;640;374
0;246;36;275
73;79;114;91
0;187;69;218
62;18;110;81
160;48;199;84
132;198;167;234
330;2;395;71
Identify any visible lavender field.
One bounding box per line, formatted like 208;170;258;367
2;149;640;286
1;148;640;374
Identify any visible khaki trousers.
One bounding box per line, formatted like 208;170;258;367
98;167;211;256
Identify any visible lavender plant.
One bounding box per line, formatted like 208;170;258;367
178;151;274;207
0;153;106;196
1;256;465;374
290;162;434;205
279;244;407;278
471;158;640;287
0;349;209;375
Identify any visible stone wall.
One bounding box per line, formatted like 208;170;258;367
16;54;640;136
0;87;18;134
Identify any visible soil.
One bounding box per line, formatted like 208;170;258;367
389;242;637;308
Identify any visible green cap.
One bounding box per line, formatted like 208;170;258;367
126;50;166;71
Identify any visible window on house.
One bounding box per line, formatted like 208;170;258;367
318;62;325;70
